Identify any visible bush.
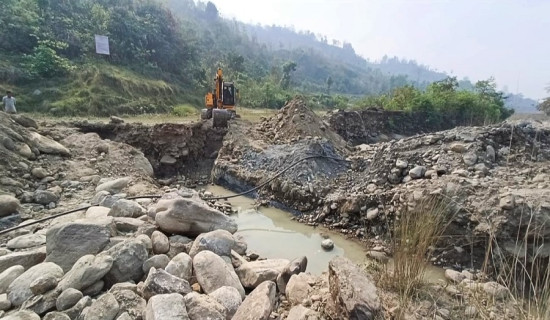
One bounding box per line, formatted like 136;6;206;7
172;104;198;116
22;40;74;78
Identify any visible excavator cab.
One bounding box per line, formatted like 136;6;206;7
202;68;237;127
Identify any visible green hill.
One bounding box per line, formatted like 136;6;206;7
0;0;535;116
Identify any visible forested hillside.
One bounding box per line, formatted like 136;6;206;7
0;0;536;116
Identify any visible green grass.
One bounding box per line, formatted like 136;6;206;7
1;60;200;116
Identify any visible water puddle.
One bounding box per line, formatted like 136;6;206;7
204;185;446;282
205;185;369;275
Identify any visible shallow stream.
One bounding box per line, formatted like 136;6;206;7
205;185;446;282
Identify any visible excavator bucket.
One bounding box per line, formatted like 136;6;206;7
212;109;232;128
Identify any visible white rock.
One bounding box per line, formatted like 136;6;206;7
321;239;334;250
145;293;189;320
95;177;131;194
409;166;426;179
83;292;119;320
56;288;83;311
151;231;170;254
286;273;312;305
0;195;20;217
7;234;46;250
0;265;25;294
8;262;63;307
395;159;408;169
235;259;289;289
165;253;193;282
193;250;245;298
232;281;276;320
209;286;243;319
189;230;236;258
366;208;379;220
184;292;227;320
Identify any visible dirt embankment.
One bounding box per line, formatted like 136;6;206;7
326;108;462;145
73;119;227;183
214;98;550;269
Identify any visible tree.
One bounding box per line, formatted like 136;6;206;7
205;2;219;20
538;85;550;115
326;76;333;95
281;61;297;90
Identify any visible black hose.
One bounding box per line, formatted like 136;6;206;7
0;195;162;236
0;155;349;235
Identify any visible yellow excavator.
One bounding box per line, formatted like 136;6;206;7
202;68;237;127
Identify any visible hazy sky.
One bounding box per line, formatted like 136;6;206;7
213;0;549;100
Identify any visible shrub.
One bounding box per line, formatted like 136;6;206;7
172;104;198;116
22;40;75;78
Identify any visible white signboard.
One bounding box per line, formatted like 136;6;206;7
95;35;110;55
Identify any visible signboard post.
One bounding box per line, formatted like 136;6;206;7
95;35;110;55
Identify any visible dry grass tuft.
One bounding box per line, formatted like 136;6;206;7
484;208;550;320
380;195;454;318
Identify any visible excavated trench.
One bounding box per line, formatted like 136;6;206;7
74;120;227;183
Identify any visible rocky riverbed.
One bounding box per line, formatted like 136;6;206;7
0;105;548;319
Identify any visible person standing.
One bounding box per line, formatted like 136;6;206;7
2;91;16;114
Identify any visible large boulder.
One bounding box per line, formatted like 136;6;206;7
188;230;235;258
184;292;227;320
83;292;119;320
57;254;113;292
8;262;64;307
193;250;245;298
0;247;46;273
328;256;380;320
232;281;276;320
28;132;70;156
145;293;189;320
209;286;243;319
236;259;289;289
45;219;115;272
99;239;148;287
141;268;192;300
0;265;25;294
154;195;237;236
108;200;144;218
165;253;193;282
0;195;20;217
276;256;307;293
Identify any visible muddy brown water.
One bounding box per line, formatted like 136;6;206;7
205;185;446;281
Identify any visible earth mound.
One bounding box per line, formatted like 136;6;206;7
256;97;348;151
